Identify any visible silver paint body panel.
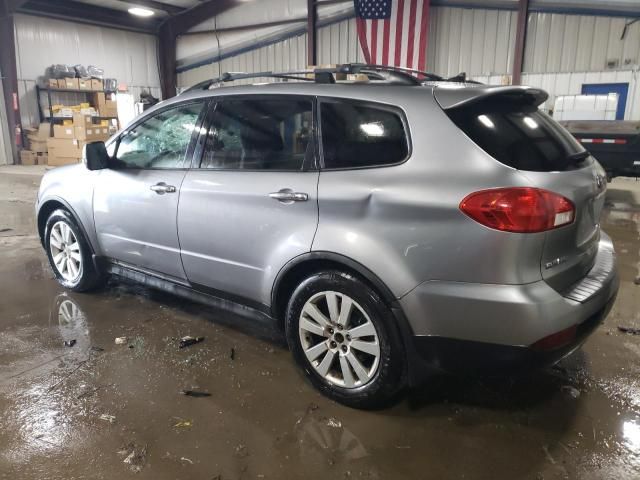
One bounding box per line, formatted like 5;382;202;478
36;81;619;349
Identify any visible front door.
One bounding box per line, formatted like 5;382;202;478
94;101;205;280
178;96;319;308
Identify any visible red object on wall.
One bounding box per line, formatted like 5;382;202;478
15;125;22;147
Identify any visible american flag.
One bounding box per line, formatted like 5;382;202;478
354;0;430;71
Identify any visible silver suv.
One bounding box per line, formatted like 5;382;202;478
37;66;619;408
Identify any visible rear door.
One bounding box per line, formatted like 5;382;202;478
177;95;319;308
94;101;206;280
443;92;607;291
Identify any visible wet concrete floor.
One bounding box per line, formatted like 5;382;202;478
0;166;638;479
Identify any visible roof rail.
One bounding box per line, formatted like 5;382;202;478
182;63;477;93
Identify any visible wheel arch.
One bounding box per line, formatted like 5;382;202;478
271;252;399;326
38;198;95;254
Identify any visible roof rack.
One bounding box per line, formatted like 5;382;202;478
182;63;477;93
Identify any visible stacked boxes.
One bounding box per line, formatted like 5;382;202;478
46;113;113;166
20;150;47;165
20;124;50;165
92;92;118;118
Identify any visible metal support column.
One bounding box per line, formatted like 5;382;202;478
0;3;21;163
307;0;317;67
511;0;530;86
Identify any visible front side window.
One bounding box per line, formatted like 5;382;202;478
201;97;313;170
320;101;409;169
113;103;203;169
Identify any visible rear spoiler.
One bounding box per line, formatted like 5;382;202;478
434;85;549;110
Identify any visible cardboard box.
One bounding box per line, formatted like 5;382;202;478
20;150;37;165
59;78;79;90
25;122;51;152
100;100;118;118
91;79;103;91
92;92;106;107
53;124;75;139
74;125;106;141
78;78;91;90
73;113;93;127
47;138;83;159
47;78;58;88
28;140;48;153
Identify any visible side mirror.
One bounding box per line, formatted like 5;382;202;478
84;142;110;171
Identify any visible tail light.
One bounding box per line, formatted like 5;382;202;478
460;187;575;233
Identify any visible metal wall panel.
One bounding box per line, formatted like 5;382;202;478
14;13;161;128
176;6;640;121
428;7;517;77
177;33;307;88
317;17;364;65
525;12;640;73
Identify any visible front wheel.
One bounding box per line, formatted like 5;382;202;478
44;209;104;292
285;271;405;409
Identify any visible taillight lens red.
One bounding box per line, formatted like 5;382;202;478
460;187;575;233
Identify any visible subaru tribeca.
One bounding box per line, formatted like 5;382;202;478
36;66;618;408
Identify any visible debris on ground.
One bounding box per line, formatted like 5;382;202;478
119;443;147;473
0;228;12;233
99;414;116;424
307;402;319;413
179;336;204;349
173;418;193;428
90;346;105;352
326;417;343;428
618;326;640;335
561;385;581;399
234;443;249;458
230;347;236;360
180;456;193;464
63;339;76;347
115;337;128;345
634;277;640;285
180;390;212;397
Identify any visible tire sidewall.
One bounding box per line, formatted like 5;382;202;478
44;209;94;291
285;271;405;408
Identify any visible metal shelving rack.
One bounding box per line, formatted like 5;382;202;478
35;86;119;136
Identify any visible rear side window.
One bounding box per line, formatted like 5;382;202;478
320;101;409;169
446;101;590;172
201;97;313;171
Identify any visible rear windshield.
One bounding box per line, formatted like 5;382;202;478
446;101;591;172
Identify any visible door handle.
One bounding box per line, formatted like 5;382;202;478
269;189;309;203
150;182;177;194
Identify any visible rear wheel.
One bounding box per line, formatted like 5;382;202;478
286;270;405;409
44;209;104;292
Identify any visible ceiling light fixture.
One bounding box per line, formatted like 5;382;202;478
128;7;155;17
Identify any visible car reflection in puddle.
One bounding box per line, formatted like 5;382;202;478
51;294;91;351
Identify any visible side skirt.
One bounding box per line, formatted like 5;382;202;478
104;260;280;331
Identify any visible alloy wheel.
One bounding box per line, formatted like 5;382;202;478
49;221;82;282
298;291;381;388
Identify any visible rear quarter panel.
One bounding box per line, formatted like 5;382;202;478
313;88;547;298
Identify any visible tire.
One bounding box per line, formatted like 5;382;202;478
285;270;405;409
44;209;104;292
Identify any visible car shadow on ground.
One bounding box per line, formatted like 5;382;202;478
92;277;588;419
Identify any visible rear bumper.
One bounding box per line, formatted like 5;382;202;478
399;233;618;377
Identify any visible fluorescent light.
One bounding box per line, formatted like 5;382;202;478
360;122;385;137
477;114;494;128
128;7;155;17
